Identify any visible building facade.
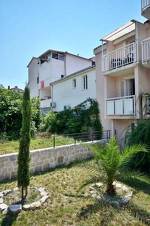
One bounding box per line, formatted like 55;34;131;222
94;0;150;143
51;66;96;112
28;50;95;112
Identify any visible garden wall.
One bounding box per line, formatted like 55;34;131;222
0;141;103;182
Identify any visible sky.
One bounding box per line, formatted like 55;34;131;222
0;0;144;88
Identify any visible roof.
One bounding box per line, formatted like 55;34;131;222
50;66;96;86
27;49;93;67
101;21;135;42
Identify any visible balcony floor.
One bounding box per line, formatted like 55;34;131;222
106;115;136;120
103;62;137;76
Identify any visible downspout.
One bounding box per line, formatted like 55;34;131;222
50;84;54;112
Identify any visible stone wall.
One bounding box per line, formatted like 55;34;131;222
0;141;101;182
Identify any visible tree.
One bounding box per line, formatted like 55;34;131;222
80;138;145;195
17;86;31;202
0;87;40;140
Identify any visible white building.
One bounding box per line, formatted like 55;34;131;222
28;49;95;112
50;66;96;112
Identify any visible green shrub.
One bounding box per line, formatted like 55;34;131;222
41;98;102;138
40;111;57;133
125;120;150;173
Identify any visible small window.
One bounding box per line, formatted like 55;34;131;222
37;76;39;84
83;75;88;90
52;53;58;59
72;79;76;88
52;52;64;61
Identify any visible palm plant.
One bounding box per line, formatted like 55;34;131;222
80;137;145;196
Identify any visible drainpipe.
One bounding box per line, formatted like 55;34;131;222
50;84;54;112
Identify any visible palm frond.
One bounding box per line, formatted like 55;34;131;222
120;145;146;171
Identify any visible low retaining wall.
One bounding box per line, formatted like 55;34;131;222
0;141;104;182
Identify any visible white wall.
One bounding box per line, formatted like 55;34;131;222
28;58;39;98
65;54;92;75
39;58;65;87
28;53;93;99
52;68;96;111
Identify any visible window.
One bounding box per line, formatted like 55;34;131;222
37;76;39;84
72;79;76;88
83;75;88;90
52;53;59;59
121;78;135;96
52;52;64;61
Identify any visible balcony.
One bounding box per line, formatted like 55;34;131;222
141;0;150;19
102;42;137;74
106;95;135;117
142;37;150;66
40;97;52;109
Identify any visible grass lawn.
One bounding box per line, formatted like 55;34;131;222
0;136;74;155
0;160;150;226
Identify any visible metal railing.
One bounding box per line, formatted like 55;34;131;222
142;37;150;63
52;130;111;148
106;95;135;116
142;0;150;10
102;42;137;72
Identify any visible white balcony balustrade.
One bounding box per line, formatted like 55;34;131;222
40;97;52;109
106;95;135;116
142;38;150;64
102;42;137;73
142;0;150;10
142;0;150;19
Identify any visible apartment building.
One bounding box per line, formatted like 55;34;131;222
94;0;150;142
28;50;95;112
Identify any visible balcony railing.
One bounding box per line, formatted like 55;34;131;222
142;37;150;63
40;98;52;108
142;0;150;10
102;42;137;73
106;95;135;116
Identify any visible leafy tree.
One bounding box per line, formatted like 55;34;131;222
31;97;40;129
17;86;31;202
0;87;40;140
0;88;22;139
80;138;144;195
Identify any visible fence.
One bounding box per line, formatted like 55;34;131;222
52;130;111;148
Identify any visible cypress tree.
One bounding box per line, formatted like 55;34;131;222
17;86;31;202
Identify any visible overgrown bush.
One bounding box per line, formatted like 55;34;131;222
0;87;40;140
125;120;150;173
41;98;102;138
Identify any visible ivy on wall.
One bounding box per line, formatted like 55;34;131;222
41;98;103;138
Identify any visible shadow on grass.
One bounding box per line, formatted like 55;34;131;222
1;212;19;226
128;202;150;225
119;176;150;195
77;200;115;226
77;198;150;226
